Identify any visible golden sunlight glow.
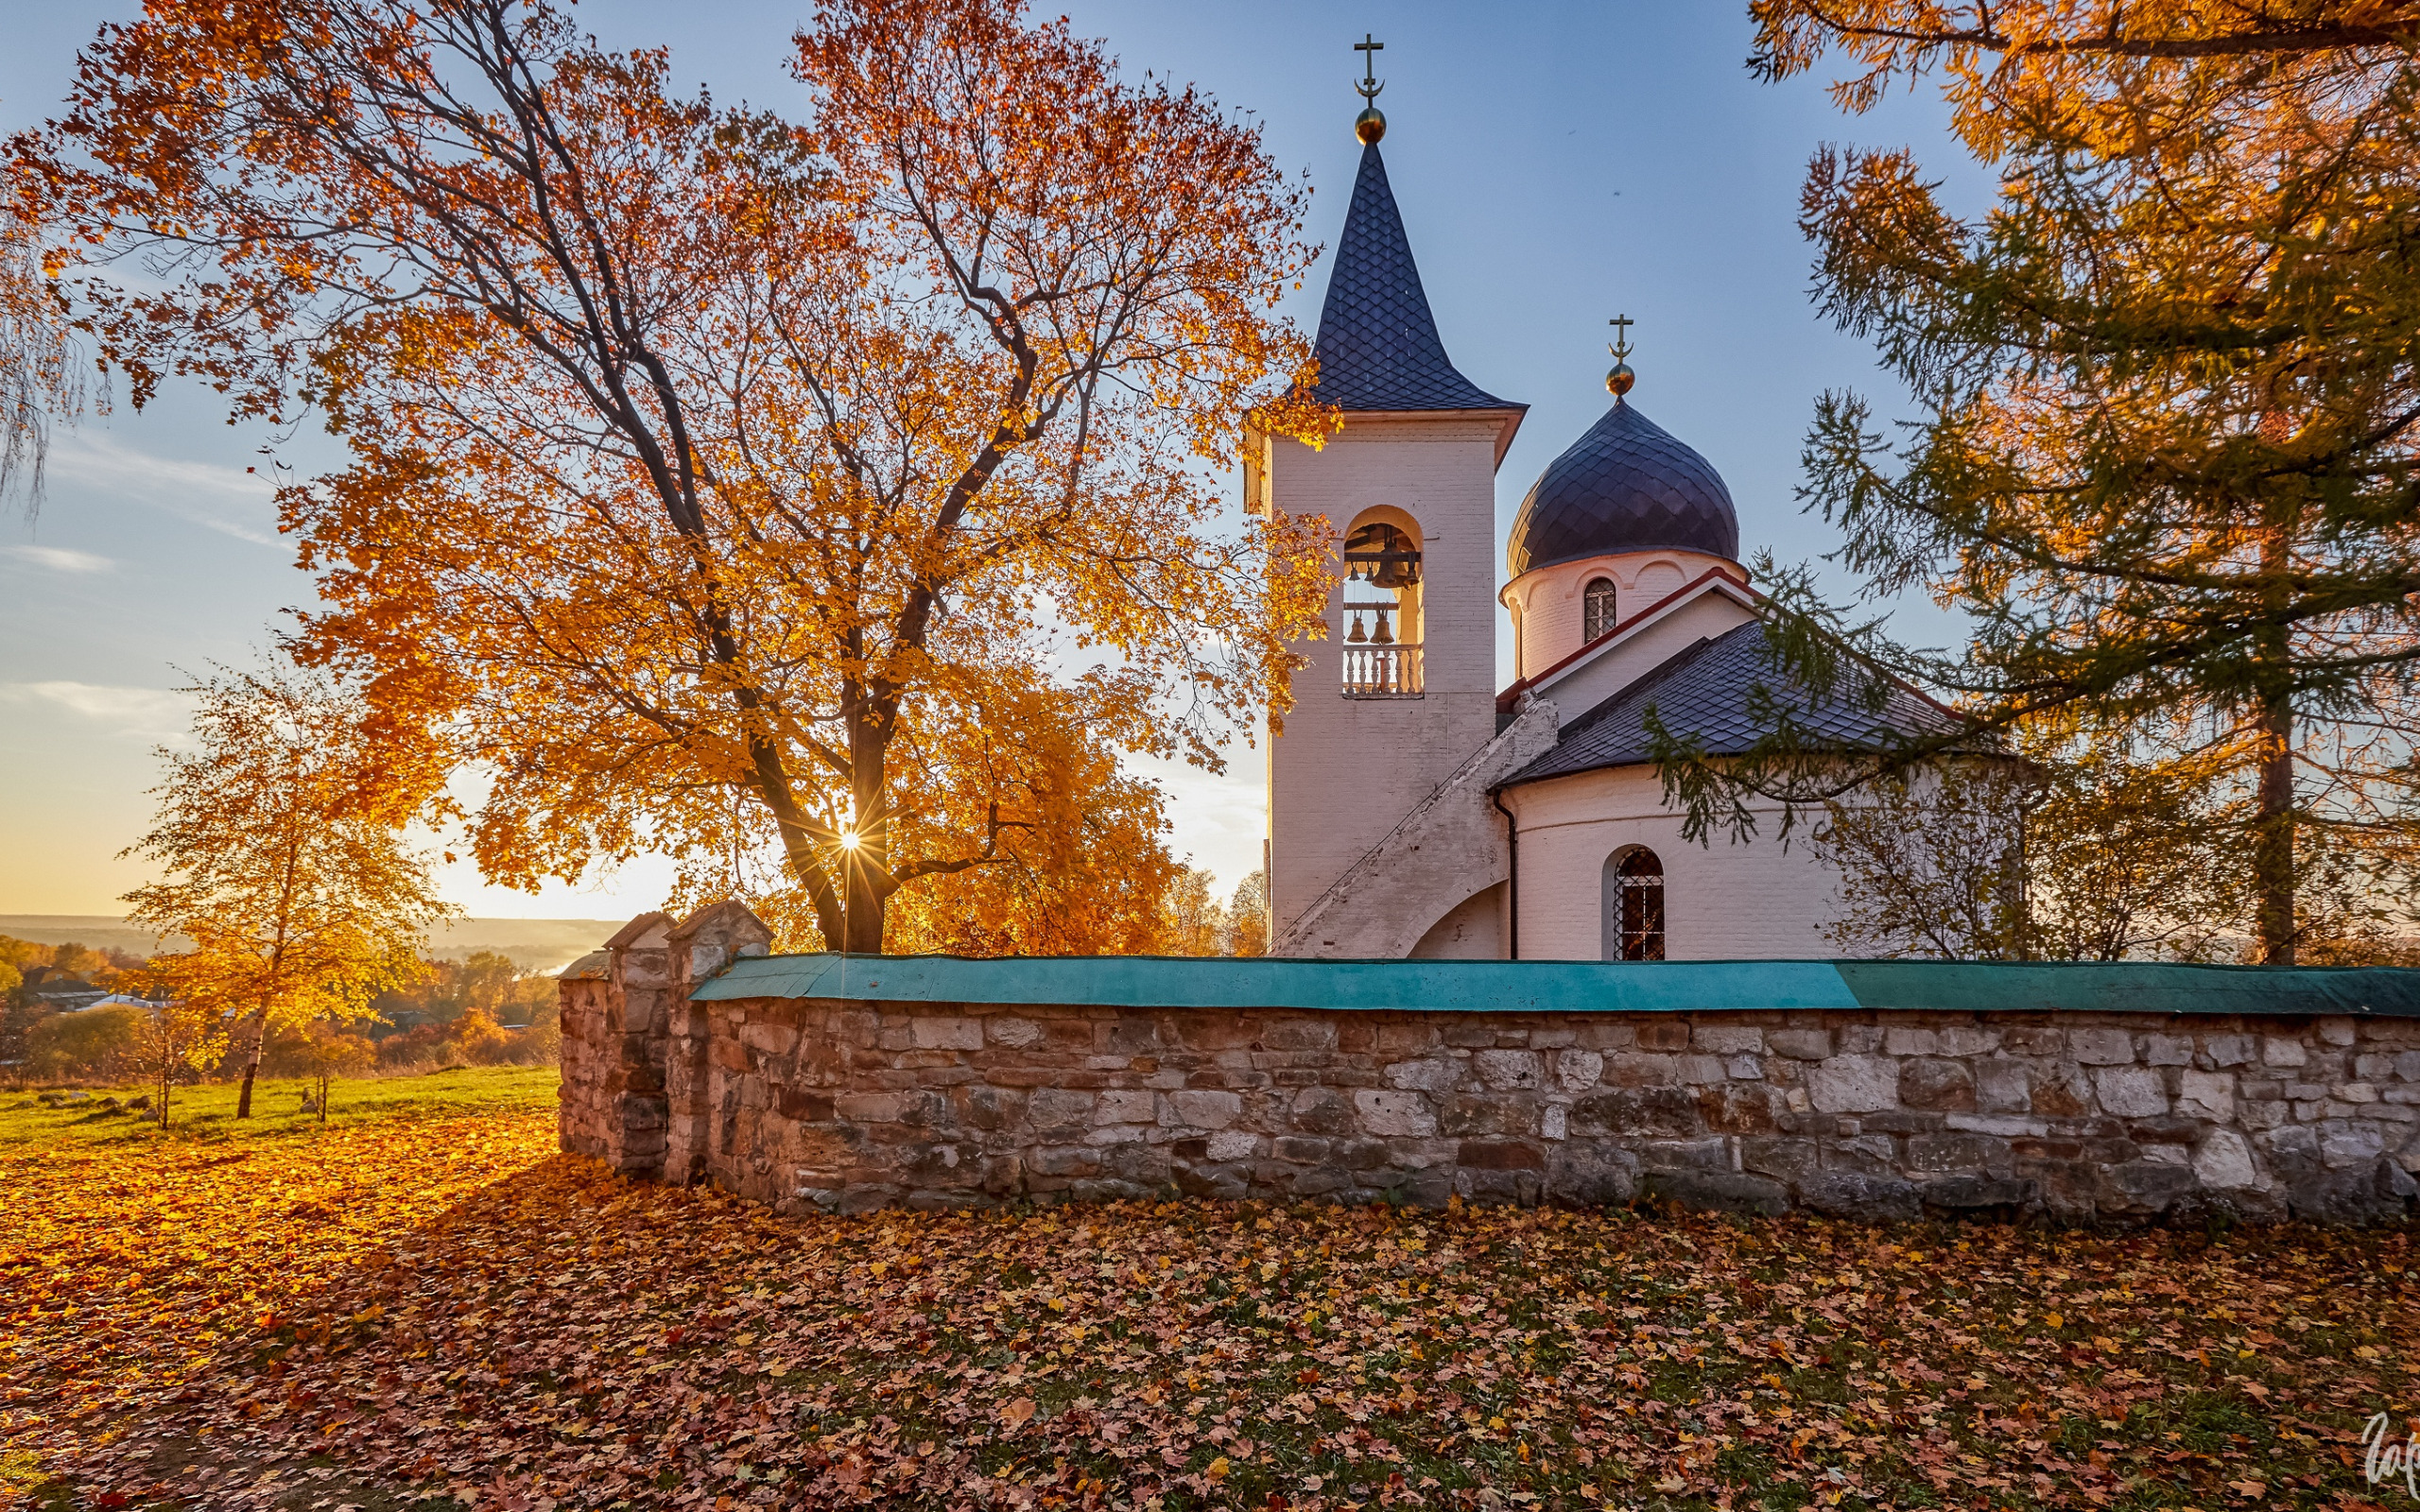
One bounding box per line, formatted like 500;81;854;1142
838;829;861;851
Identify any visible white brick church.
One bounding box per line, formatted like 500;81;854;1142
1253;118;1943;962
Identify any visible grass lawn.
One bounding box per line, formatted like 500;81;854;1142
1;1075;2413;1512
0;1065;562;1148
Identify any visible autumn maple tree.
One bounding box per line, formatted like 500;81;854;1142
36;0;1331;954
1672;1;2420;961
122;662;450;1118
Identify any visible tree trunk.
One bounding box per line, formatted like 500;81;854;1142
2253;689;2296;963
841;710;894;955
843;765;890;955
2253;523;2296;965
234;1008;268;1118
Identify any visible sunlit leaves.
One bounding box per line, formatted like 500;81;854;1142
34;0;1334;956
8;1090;2412;1509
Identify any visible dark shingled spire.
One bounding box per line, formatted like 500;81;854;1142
1311;145;1512;413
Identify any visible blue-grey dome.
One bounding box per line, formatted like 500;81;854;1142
1506;401;1738;576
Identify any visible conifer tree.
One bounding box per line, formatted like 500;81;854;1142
1680;2;2420;960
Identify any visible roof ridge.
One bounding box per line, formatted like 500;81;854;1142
1547;621;1749;747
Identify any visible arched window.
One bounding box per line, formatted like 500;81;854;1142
1602;847;1666;961
1582;577;1617;643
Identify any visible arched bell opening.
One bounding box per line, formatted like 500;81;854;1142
1601;845;1666;961
1341;507;1424;697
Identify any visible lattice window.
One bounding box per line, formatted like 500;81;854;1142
1582;577;1617;643
1605;847;1666;961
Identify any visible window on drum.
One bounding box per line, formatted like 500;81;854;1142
1583;576;1616;643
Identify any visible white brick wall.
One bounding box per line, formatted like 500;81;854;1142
1268;416;1508;936
1502;765;1839;959
1503;548;1739;680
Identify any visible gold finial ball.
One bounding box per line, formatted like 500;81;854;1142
1355;106;1387;145
1606;362;1635;397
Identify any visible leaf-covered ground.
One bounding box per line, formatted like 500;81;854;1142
3;1074;2412;1512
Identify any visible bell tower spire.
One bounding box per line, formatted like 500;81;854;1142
1261;41;1529;957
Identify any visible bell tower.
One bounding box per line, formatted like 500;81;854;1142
1257;56;1526;954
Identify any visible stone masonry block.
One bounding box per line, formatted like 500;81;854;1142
1883;1027;1939;1057
2143;1035;2195;1067
1387;1057;1462;1092
1806;1056;1899;1114
1166;1089;1243;1129
988;1018;1043;1048
1693;1027;1764;1056
1767;1029;1832;1060
2093;1065;2169;1119
2263;1037;2309;1068
1355;1089;1437;1138
829;1091;903;1124
1094;1090;1155;1125
2204;1035;2256;1067
1900;1058;1977;1112
911;1017;984;1052
1976;1059;2031;1114
2176;1070;2235;1123
1474;1050;1545;1091
1938;1027;2002;1057
2070;1028;2135;1065
1604;1053;1680;1087
1554;1050;1605;1091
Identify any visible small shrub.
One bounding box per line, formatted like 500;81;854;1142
26;1006;143;1081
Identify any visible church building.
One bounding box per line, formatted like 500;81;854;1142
1256;88;1943;962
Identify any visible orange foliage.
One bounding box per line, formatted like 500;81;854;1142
5;1099;2411;1507
36;0;1336;954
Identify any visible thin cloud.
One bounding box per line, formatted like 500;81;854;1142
46;435;282;546
0;680;193;742
0;544;114;574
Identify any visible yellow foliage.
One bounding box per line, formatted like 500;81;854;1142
120;662;450;1097
37;0;1337;954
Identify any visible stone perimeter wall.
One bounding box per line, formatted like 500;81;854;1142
561;923;2420;1228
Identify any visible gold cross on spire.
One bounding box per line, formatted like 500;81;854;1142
1355;34;1385;100
1607;313;1637;398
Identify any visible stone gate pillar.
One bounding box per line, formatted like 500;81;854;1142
660;901;775;1185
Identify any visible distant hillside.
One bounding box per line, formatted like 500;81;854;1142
0;916;625;973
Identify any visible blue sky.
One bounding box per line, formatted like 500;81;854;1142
0;1;1982;919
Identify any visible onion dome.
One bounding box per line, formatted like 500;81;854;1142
1504;400;1739;576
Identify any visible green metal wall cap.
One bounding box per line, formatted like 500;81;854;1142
686;954;2420;1018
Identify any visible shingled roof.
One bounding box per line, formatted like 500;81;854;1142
1504;620;1960;787
1310;144;1516;413
1506;400;1740;576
